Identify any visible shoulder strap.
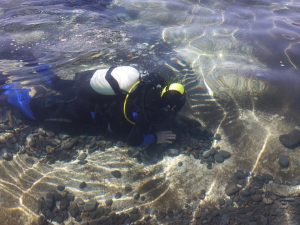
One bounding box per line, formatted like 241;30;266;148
105;66;126;97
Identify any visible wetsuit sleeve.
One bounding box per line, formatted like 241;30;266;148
126;116;157;147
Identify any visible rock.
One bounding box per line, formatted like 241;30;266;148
262;197;273;205
61;138;77;150
105;199;113;207
111;170;122;178
83;199;98;212
278;154;289;168
178;161;183;167
279;129;300;149
225;183;240;196
214;153;224;163
251;194;262;202
207;163;212;170
46;146;55;154
166;148;180;156
202;150;211;158
57;185;65;191
133;192;140;200
115;192;122;199
77;152;87;161
69;202;80;218
3;152;13;161
214;133;221;141
124;185;132;193
220;214;229;225
79;182;87;189
219;150;231;159
60;198;70;210
45;193;55;210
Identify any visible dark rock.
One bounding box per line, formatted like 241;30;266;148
140;196;146;201
60;198;70;210
77;152;87;161
45;193;55;210
79;182;87;189
66;192;75;202
279;129;300;149
105;199;113;207
214;133;221;140
111;170;122;178
83;199;98;212
178;161;183;167
219;150;231;159
278;154;289;168
133;192;140;200
218;199;225;206
90;206;106;219
225;183;240;196
69;202;80;218
220;214;229;225
61;138;77;150
207;163;212;170
251;194;262;202
202;150;211;158
124;184;132;193
239;189;251;197
53;214;64;223
3;152;13;161
214;153;224;163
115;192;122;199
57;184;65;191
78;160;88;165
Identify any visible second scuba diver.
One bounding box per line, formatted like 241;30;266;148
1;65;186;146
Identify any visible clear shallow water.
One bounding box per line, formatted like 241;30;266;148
0;0;300;224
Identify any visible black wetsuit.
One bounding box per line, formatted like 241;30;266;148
29;68;168;146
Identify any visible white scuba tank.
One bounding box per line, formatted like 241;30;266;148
90;66;140;95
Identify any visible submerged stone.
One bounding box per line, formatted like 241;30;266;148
3;152;13;161
111;170;122;178
278;154;289;168
105;199;113;207
279;129;300;149
225;183;239;196
83;199;98;212
79;182;87;189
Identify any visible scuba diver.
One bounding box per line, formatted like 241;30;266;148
0;65;186;146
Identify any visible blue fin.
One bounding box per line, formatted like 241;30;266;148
3;87;35;120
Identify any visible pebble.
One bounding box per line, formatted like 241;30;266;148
278;154;289;168
219;150;231;159
79;182;87;189
77;152;87;161
202;150;211;158
57;184;65;191
214;153;224;163
115;192;122;199
262;197;273;205
105;199;113;207
111;170;122;178
3;152;13;161
279;129;300;149
69;202;80;218
83;199;98;212
225;183;240;196
61;138;77;150
178;161;183;167
133;192;140;200
251;194;262;202
124;184;132;193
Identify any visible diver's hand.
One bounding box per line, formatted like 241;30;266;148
156;131;176;144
